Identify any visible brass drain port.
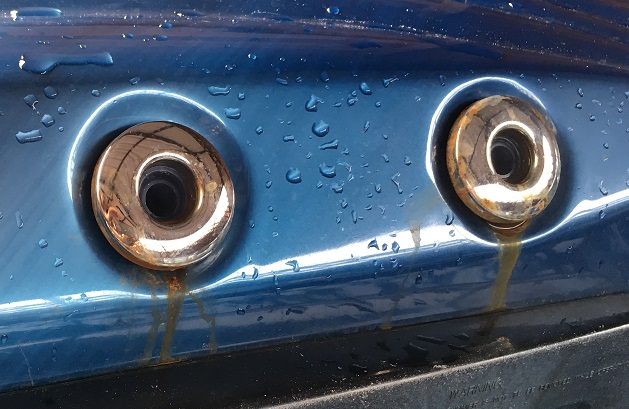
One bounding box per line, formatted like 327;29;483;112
92;122;235;270
446;96;560;227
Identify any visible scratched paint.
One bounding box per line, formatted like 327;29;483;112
189;292;217;353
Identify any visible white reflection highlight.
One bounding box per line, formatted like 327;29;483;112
190;225;476;295
523;188;629;245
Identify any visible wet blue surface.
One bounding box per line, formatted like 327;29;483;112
0;0;628;393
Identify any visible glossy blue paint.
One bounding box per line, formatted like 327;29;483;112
0;0;628;392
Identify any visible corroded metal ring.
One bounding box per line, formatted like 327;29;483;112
92;122;234;270
446;96;560;225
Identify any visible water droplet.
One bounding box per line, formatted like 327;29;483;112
449;230;455;237
347;97;357;106
445;211;455;225
123;33;134;39
61;270;67;277
38;239;48;248
80;292;88;301
16;129;42;144
249;220;255;228
382;77;398;87
265;180;272;189
339;198;348;209
330;182;344;193
57;106;66;115
19;51;113;74
415;274;423;285
15;212;23;229
319;70;330;82
599;209;606;219
53;257;63;267
603;142;609;149
0;334;7;344
598;180;609;196
283;134;295;142
305;94;323;112
44;86;58;99
267;206;274;212
286;167;302;183
318;139;338;150
351;210;358;224
319;163;336;178
128;76;140;85
91;89;101;97
363;121;370;133
404;156;412;166
375;183;382;193
154;35;168;41
224;107;241;119
381;154;390;163
41;114;55;127
208;85;231;96
23;94;37;109
391;173;403;194
577;87;584;97
392;241;400;253
326;6;340;15
312;120;329;137
252;268;259;279
589;114;596;121
275;77;289;86
438;75;446;86
368;239;379;250
575;103;582;109
359;82;372;95
236;308;246;315
160;22;172;29
286;260;300;272
375;101;382;108
58;126;64;132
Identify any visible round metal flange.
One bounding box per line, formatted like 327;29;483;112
92;121;235;270
446;96;560;225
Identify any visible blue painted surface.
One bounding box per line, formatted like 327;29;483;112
0;0;628;392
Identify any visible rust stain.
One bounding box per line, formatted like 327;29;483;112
188;291;217;353
479;222;527;336
143;289;162;361
159;271;187;362
486;231;522;312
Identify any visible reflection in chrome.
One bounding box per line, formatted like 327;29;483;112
447;96;560;226
92;122;234;270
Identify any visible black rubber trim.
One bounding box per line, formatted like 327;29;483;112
1;293;628;409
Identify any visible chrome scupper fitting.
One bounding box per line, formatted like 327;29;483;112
92;122;235;270
446;96;560;227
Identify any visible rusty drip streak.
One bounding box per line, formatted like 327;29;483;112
143;290;162;360
159;274;187;362
487;233;522;312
